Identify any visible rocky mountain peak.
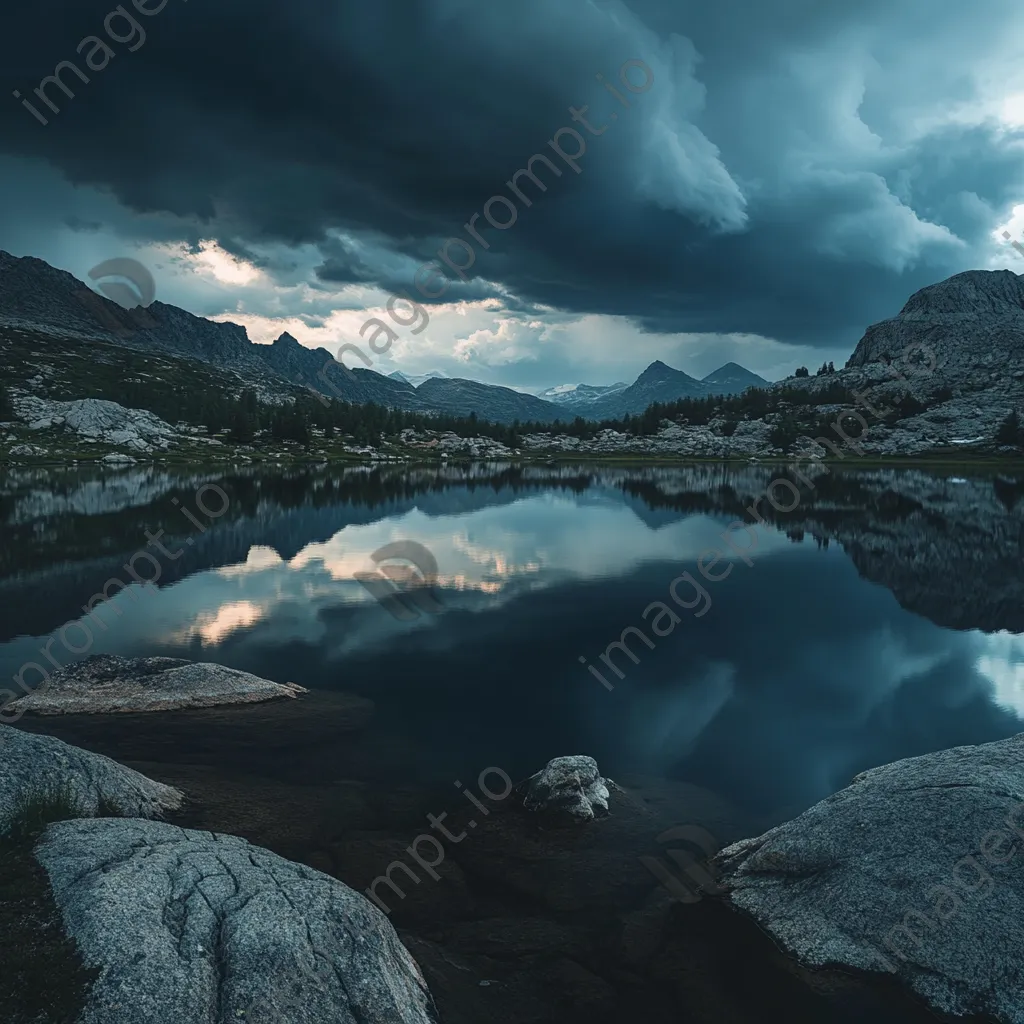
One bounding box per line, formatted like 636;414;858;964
701;362;771;394
898;268;1024;322
639;359;676;380
848;267;1024;369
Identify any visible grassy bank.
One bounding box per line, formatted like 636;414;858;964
0;788;99;1024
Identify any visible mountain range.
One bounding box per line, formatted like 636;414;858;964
0;251;770;424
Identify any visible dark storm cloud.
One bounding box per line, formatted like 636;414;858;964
1;0;1023;349
312;233;509;306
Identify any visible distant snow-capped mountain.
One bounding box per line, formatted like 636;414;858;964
388;369;448;387
537;381;631;406
536;362;769;415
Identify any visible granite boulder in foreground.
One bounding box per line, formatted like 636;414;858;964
6;654;308;715
714;733;1024;1023
35;818;439;1024
0;725;183;831
518;755;611;823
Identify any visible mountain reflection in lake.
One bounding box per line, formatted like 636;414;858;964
3;461;1023;827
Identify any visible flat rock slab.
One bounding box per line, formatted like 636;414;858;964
0;725;182;832
7;654;308;714
715;732;1024;1024
35;818;439;1024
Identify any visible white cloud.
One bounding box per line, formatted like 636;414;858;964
976;631;1024;719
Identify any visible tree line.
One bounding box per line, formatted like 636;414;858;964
5;371;1017;455
0;375;902;449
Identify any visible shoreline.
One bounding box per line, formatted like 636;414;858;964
5;449;1024;470
3;698;985;1024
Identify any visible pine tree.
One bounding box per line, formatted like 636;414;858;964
204;402;221;435
769;418;800;451
996;410;1022;447
231;403;255;443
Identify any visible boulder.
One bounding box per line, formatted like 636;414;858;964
518;755;610;823
0;725;183;832
714;733;1024;1024
34;818;439;1024
16;395;179;453
6;654;308;715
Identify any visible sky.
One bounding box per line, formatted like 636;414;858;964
2;0;1024;392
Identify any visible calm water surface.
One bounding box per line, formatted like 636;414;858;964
3;462;1022;827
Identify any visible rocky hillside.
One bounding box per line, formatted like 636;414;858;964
0;252;289;393
415;376;560;424
0;251;563;424
755;268;1024;457
256;332;434;411
847;268;1024;370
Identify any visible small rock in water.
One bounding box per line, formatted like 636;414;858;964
519;754;611;823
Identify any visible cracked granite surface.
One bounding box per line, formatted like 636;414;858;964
35;818;439;1024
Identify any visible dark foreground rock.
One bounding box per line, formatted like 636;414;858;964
35;818;439;1024
715;733;1024;1024
5;655;307;715
7;726;1001;1024
0;725;183;832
